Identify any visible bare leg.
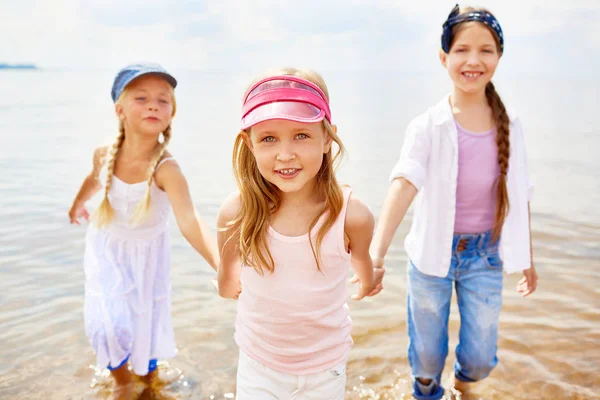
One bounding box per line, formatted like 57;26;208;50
140;369;159;389
453;376;469;392
417;377;432;385
141;369;158;382
110;363;133;400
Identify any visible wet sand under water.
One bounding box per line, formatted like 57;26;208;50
2;216;597;400
2;69;599;400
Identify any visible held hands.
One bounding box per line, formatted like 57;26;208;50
211;278;242;300
517;264;538;297
68;201;90;224
349;261;385;301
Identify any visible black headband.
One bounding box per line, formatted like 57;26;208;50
441;4;504;53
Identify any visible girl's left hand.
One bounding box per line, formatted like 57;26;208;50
68;202;90;224
349;265;385;300
517;264;538;297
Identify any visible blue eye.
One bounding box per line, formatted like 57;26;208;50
261;136;276;143
296;133;309;139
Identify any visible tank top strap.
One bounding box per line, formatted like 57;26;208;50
339;186;353;217
329;185;353;257
155;157;176;172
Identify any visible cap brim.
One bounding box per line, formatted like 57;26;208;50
241;101;325;130
128;71;177;89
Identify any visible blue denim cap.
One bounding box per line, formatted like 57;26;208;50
111;63;177;103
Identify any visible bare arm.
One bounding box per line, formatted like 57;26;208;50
371;177;418;267
156;161;219;271
216;193;242;299
68;146;107;224
345;195;384;300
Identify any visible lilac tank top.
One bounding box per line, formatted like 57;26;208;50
454;121;500;233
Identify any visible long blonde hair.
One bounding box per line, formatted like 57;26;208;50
93;85;177;228
229;68;346;274
448;6;510;241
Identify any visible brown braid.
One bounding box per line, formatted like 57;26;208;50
93;121;125;228
486;82;510;240
130;125;172;225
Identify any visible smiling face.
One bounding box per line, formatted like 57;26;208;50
245;119;333;196
440;22;501;95
115;74;175;138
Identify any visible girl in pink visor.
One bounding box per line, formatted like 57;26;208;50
217;68;385;399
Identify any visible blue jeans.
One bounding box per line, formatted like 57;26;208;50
407;231;503;400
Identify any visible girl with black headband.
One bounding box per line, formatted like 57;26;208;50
371;5;537;399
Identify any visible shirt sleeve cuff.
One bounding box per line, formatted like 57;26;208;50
389;159;425;190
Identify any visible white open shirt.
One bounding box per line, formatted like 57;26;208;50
390;95;534;277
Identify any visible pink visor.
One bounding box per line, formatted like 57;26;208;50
241;75;331;130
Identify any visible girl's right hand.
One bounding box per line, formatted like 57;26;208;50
351;266;385;300
211;278;242;300
69;202;90;224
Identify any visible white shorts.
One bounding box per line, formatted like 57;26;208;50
236;350;347;400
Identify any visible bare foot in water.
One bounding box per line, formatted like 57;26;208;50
448;375;486;400
111;382;134;400
138;370;176;400
140;369;159;387
447;374;468;398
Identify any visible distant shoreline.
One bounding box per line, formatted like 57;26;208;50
0;63;38;70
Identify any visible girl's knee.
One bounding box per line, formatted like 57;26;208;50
455;356;497;382
411;346;447;377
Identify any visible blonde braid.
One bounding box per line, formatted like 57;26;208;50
130;125;172;225
93;121;125;228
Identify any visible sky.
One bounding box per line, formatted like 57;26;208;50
1;0;599;77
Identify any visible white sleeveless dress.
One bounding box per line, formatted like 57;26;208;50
83;158;176;375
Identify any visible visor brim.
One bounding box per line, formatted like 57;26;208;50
241;101;325;130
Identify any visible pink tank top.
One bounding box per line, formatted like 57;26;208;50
454;121;500;233
234;187;353;375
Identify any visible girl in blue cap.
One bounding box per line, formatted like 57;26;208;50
68;63;220;399
371;5;537;400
